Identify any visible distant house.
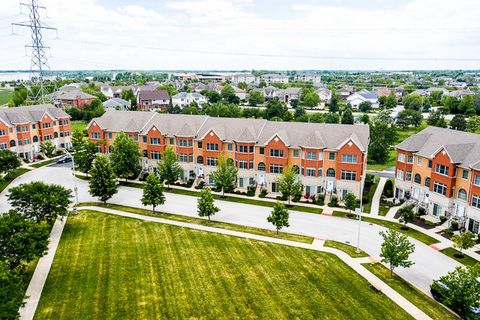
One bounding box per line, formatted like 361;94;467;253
259;73;289;84
103;98;130;111
101;85;134;99
295;73;322;84
277;87;301;104
413;89;429;97
317;87;332;104
339;86;355;99
172;92;207;108
426;87;449;95
52;89;96;109
189;82;207;93
206;83;223;93
447;89;475;99
346;89;378;108
137;90;170;111
375;87;392;97
232;73;256;85
231;86;247;100
262;86;280;100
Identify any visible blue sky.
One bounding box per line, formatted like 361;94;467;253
1;0;479;70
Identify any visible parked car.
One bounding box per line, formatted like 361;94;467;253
431;280;480;319
57;154;72;164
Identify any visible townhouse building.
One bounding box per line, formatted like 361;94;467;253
87;110;369;199
136;90;170;111
395;126;480;235
0;104;72;160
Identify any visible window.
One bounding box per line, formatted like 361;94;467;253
197;156;204;164
227;144;233;151
44;134;52;141
207;157;218;166
91;132;101;139
150;138;160;145
189;154;193;163
258;162;266;171
150;151;161;160
407;155;413;163
179;154;187;162
169;138;174;144
206;143;219;151
0;130;5;136
474;175;480;186
468;219;479;234
134;135;138;142
142;136;147;143
239;145;249;153
108;132;113;140
458;189;467;201
398;153;405;162
414;174;421;184
0;143;6;149
428;160;432;168
269;149;284;157
318;169;323;176
178;139;187;147
435;164;449;176
405;171;412;181
396;169;404;180
341;154;357;163
24;138;30;145
341;170;357;181
198;141;202;148
249;160;254;169
249;146;254;153
326;168;335;177
188;140;193;147
417;157;422;166
424;177;431;187
293;150;299;157
58;120;62;126
462;169;469;180
433;182;447;196
329;152;335;160
306;168;316;177
32;124;36;129
472;196;480;209
269;164;283;174
42;122;51;129
239;160;248;169
259;147;265;155
306;152;317;160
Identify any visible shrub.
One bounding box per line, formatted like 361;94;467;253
328;195;339;207
450;220;459;231
195;180;206;190
383;179;394;198
417;207;426;216
315;194;325;206
259;188;268;198
386;200;394;208
36;154;45;161
440;216;447;224
246;185;255;197
292;193;301;202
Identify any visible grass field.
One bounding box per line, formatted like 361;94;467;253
440;247;479;268
35;210;412;320
332;211;438;245
71;120;88;133
0;88;13;105
363;176;380;213
363;263;457;320
0;168;31;192
367;149;396;171
77;202;314;244
324;240;369;258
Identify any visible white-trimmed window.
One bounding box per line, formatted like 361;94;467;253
435;164;449;176
206;143;219;151
474;175;480;186
417;157;422;166
0;129;5;136
206;157;218;166
150;137;160;145
269;149;284;157
405;171;412;181
179;154;187;162
396;169;404;180
306;152;317;160
462;169;469;180
91;132;101;139
239;160;248;169
269;164;283;174
341;170;357;181
150;151;161;160
42;122;51;129
318;169;323;177
342;154;358;163
398;153;405;162
178;139;187;147
0;142;7;149
472;195;480;209
44;134;52;141
407;155;413;163
306;168;316;177
433;182;447;196
457;189;467;201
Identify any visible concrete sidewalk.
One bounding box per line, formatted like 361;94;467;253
370;177;387;216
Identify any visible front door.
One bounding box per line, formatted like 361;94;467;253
413;187;420;200
197;165;204;177
326;180;334;192
433;203;441;217
258;172;265;184
456;204;465;217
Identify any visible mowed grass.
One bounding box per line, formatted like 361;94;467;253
0;88;13;105
35;210;412;320
0;168;31;192
71;120;88;133
440;247;479;268
324;240;369;258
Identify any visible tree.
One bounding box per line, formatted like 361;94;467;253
451;231;476;256
329;94;339;112
0;210;50;269
396;109;422;129
248;90;265;106
141;172;165;213
211;153;238;197
344;193;358;213
449;114;467;131
110;132;141;181
276;166;303;205
89;154;118;203
341;107;354;124
264;98;287;120
0;150;20;175
157;147;182;189
202;90;222;104
197;188;219;221
221;84;240;104
360;113;370;124
0;261;25;320
368;121;397;163
75;140;98;174
385;91;398;109
467;115;480;133
358;101;372;113
40;140;56;158
303;91;320;108
398;205;415;227
120;88;137;109
324;112;340;123
442;96;460;114
8;182;72;222
379;230;415;277
267;202;290;235
402;93;423;110
157;84;176;97
434;265;480;318
427;110;447;127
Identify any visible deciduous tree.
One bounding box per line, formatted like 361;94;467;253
141;172;165;213
40;140;56;158
89;154;118;203
267;202;290;235
379;230;415;277
157;147;182;189
211;153;238;197
248;90;265;106
110;131;141;181
398;205;415;227
0;150;20;175
197;188;219;221
449;114;467;131
451;231;476;256
276;166;303;205
344;193;358;213
341;107;354;124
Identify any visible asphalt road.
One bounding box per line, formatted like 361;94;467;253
0;166;461;294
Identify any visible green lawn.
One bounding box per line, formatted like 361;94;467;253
367;150;396;171
363;176;380;213
0;88;13;105
363;263;457;320
324;240;369;258
35;210;412;320
332;211;438;245
31;157;61;168
379;205;390;216
0;168;31;192
440;247;479;268
71;120;88;133
77;202;314;244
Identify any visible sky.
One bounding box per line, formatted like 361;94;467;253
0;0;479;71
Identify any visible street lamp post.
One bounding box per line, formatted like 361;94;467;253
355;174;364;253
67;151;79;205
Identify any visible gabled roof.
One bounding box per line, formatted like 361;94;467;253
0;104;70;126
137;90;169;101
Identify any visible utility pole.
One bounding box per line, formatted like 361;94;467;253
12;0;57;103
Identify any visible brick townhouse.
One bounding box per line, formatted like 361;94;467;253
0;104;72;160
87;110;369;200
395;126;480;235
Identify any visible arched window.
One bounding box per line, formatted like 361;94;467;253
54;132;59;138
458;188;467;201
197;156;204;164
108;145;113;153
258;162;266;171
292;165;300;174
32;136;38;143
327;168;335;177
10;140;16;147
424;177;431;187
414;173;421;184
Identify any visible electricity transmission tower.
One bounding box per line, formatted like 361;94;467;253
12;0;57;103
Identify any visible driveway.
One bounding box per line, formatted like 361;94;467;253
0;166;461;294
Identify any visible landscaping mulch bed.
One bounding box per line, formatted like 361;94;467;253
411;218;438;230
437;230;454;240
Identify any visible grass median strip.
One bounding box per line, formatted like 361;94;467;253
76;202;314;244
363;263;458;320
332;211;439;245
0;168;31;192
31;157;60;168
440;247;479;267
363;176;379;214
324;240;369;258
35;210;412;320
